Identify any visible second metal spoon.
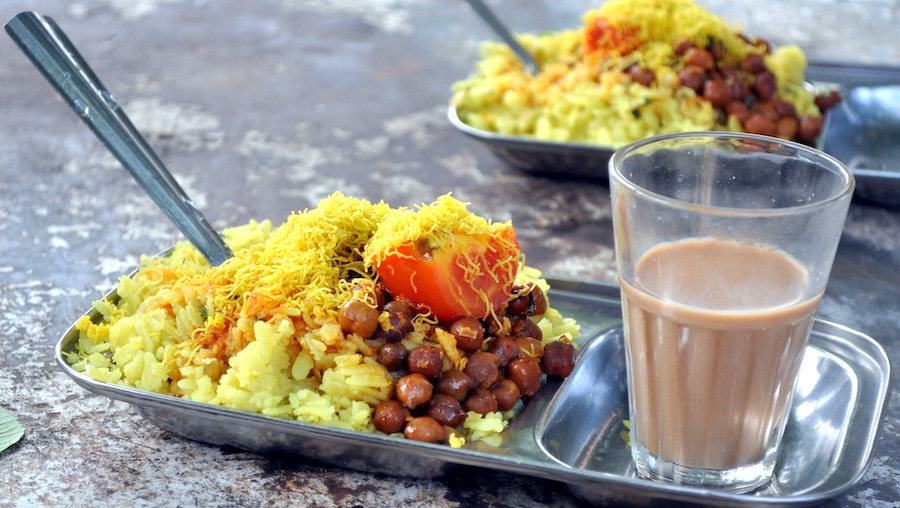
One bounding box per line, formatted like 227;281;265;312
463;0;539;75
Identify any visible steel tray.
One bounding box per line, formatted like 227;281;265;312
55;279;892;506
449;83;900;207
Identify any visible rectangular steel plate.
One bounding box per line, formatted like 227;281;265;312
450;83;900;207
55;279;892;506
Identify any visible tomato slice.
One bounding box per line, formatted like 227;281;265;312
583;17;640;57
374;226;520;323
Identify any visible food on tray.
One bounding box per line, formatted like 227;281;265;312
68;193;579;446
452;0;841;148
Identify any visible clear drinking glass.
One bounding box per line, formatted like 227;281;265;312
609;132;854;493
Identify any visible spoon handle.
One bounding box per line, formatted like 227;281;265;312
463;0;538;74
5;11;233;266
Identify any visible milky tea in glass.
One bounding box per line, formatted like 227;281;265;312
609;133;854;493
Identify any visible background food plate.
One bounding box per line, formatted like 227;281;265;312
450;85;900;207
56;279;892;507
448;104;614;180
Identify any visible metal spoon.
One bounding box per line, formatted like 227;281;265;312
462;0;538;75
5;11;233;266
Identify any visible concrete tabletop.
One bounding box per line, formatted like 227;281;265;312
1;1;898;506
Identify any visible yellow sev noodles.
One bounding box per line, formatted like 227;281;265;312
452;0;819;147
68;193;580;444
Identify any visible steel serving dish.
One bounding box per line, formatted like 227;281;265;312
450;65;900;207
56;279;892;506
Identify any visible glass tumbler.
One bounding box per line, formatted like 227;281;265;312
609;132;854;492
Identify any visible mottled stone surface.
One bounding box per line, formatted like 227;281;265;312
0;1;898;506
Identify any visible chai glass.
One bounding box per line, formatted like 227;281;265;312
609;132;854;493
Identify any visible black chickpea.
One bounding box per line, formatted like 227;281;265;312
729;77;750;102
378;300;415;343
351;281;386;310
627;65;655;86
404;416;445;443
753;71;777;100
743;113;777;136
464;351;502;390
511;316;543;341
726;100;750;124
718;65;740;82
435;369;476;402
543;341;576;378
507;356;542;397
506;293;530;316
338;299;379;338
754;101;779;122
515;337;544;359
426;394;468;427
395;373;432;410
683;47;715;71
773;99;798;119
484;312;508;337
674;39;695;55
487;336;520;367
702;79;733;108
464;388;499;415
677;65;707;93
449;316;484;353
384;299;413;316
509;283;549;317
740;52;766;74
407;345;443;379
373;400;409;434
529;286;548;316
798;114;824;144
815;90;842;111
775;116;799;140
377;342;408;372
491;379;521;412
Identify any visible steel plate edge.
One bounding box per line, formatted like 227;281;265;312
53;278;892;507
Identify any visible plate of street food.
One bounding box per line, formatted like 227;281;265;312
450;0;900;207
